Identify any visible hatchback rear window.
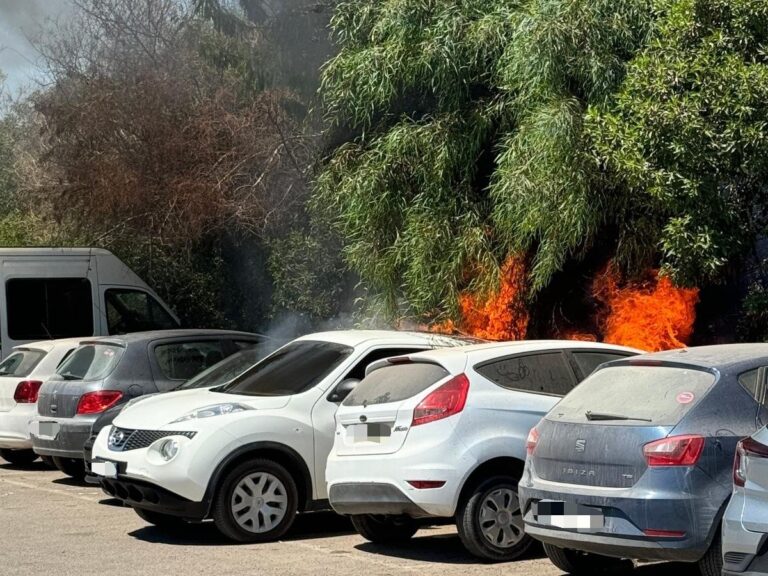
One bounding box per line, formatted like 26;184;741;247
0;349;46;377
548;365;716;426
344;362;449;407
56;344;124;381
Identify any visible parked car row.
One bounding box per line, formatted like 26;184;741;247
3;329;768;576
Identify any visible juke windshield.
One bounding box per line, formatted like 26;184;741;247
218;341;353;397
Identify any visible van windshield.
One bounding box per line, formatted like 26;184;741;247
548;365;717;426
56;344;124;381
218;341;353;397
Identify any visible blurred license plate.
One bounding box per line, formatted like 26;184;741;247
37;421;60;440
350;423;392;442
534;501;604;530
91;461;118;479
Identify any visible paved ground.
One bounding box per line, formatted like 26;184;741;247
0;462;701;576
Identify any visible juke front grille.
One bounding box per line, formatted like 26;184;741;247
109;428;196;451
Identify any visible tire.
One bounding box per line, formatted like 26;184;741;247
543;543;633;574
212;458;298;543
698;533;722;576
351;514;419;543
52;456;85;480
0;448;38;465
40;455;56;468
134;507;188;529
456;476;533;562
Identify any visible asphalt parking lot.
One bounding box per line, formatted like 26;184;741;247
0;462;701;576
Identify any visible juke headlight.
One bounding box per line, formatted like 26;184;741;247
159;438;180;461
171;403;252;423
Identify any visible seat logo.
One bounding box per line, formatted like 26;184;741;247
575;439;587;452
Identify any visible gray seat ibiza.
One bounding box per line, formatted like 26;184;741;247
31;329;266;478
519;344;768;576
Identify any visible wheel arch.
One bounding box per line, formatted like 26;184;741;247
203;441;314;515
455;456;526;513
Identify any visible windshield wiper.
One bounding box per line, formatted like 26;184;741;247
586;411;652;422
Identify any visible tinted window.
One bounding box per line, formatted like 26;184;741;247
476;352;576;396
177;348;265;390
220;341;353;397
344;363;449;406
573;352;632;378
106;289;178;334
550;365;717;426
155;341;227;380
7;278;93;340
57;344;124;381
0;349;46;377
739;368;768;406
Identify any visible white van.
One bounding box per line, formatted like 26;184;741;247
0;248;179;358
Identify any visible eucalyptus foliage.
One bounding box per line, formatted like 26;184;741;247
317;0;655;318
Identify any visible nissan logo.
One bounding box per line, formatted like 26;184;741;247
108;429;126;448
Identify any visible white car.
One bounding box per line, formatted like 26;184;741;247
326;341;640;561
90;330;466;541
0;338;83;464
723;426;768;576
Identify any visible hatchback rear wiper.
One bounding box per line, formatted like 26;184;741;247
586;411;652;422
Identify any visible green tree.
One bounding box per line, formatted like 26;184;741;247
317;0;655;320
589;0;768;286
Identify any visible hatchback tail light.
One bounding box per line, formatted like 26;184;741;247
734;437;768;487
527;427;540;456
411;374;469;427
76;390;123;415
643;435;705;467
13;380;43;404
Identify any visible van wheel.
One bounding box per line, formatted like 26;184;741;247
52;457;85;480
698;533;722;576
212;458;298;543
134;507;188;529
543;543;633;574
351;514;418;543
0;449;38;466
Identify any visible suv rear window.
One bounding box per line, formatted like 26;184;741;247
0;349;46;377
344;362;449;406
220;341;352;397
56;344;124;381
549;365;716;426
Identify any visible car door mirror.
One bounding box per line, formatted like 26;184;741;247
327;378;360;403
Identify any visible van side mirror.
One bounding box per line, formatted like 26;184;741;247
328;378;360;403
757;367;768;406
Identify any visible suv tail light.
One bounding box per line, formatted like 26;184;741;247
411;374;469;427
76;390;123;415
734;437;768;487
527;427;540;456
643;434;705;467
13;380;43;403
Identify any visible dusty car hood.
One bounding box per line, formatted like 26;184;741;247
112;388;291;429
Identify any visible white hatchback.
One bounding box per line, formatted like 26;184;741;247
0;338;83;464
326;340;640;561
90;330;467;541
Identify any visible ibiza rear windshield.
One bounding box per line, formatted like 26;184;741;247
548;364;716;426
56;344;124;381
0;349;46;378
219;341;353;397
344;362;449;407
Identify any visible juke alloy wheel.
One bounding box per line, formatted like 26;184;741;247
212;458;298;543
457;476;533;562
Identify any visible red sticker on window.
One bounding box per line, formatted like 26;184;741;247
677;392;695;404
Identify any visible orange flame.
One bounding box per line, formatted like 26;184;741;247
593;266;699;352
430;256;529;341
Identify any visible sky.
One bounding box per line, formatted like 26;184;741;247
0;0;74;97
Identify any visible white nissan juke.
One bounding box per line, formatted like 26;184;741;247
90;330;466;542
325;341;640;561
